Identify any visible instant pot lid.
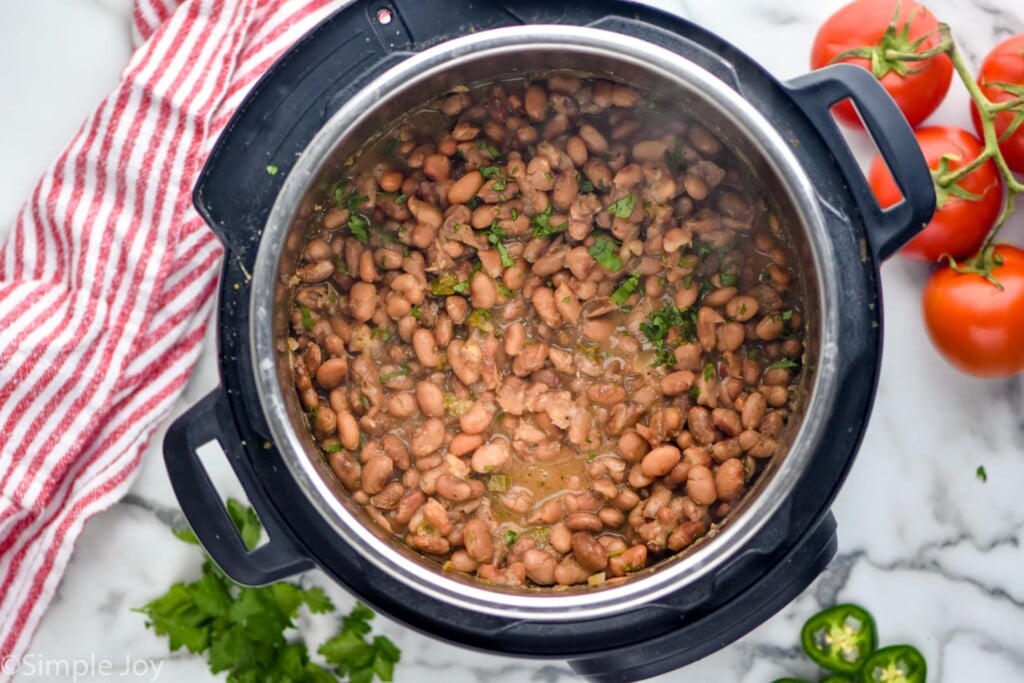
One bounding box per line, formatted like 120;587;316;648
250;24;840;621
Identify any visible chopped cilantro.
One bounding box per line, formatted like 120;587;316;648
347;214;370;244
410;305;422;320
639;303;697;367
430;273;469;297
324;443;343;453
720;271;738;287
476;140;502;159
394;193;408;204
703;362;715;381
531;204;566;238
299;306;314;331
578;176;595;193
481;166;507;191
487;221;514;268
544;171;554;182
610;272;641;305
496;283;514;298
588;235;623;272
976;465;988;483
379;364;409;383
608;194;637;218
781;309;793;321
767;358;799;370
503;529;520;546
265;164;279;176
335;261;350;276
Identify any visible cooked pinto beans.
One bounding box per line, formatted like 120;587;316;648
287;75;805;589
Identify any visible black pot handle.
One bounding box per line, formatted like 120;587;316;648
568;511;838;683
163;389;313;585
786;64;935;262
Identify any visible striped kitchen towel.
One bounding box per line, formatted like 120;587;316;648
0;0;342;670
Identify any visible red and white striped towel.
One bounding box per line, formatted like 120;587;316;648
0;0;342;670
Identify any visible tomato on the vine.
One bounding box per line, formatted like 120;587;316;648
923;245;1024;377
811;0;953;129
970;34;1024;174
868;126;1003;262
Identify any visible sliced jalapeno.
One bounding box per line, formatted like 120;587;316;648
860;645;927;683
800;603;878;673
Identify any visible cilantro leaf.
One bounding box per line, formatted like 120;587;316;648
578;176;595;193
266;164;279;176
480;166;507;191
487;221;514;268
347;214;370;245
299;306;314;331
531;204;567;238
610;273;641;305
639;304;697;367
608;194;637;218
588;235;623;272
225;499;262;551
976;465;988;483
767;358;799;370
137;501;400;683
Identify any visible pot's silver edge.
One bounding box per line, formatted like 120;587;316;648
250;24;840;620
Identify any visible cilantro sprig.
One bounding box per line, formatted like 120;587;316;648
531;205;567;238
639;303;697;367
487;221;514;268
610;273;641;305
607;194;637;218
588;235;623;272
136;500;401;683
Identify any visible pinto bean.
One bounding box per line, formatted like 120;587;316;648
470;271;498;309
411;417;446;457
361;455;394;495
661;370;695;396
412;328;441;368
415;381;445;418
687;406;716;445
448;171;485;205
715;458;746;501
741;391;767;430
436;474;475;502
329;452;361;490
572;532;608;572
315;358;349;389
641;445;681;478
460;402;495;434
471;440;511;473
348;282;377;322
566;512;603;533
463;519;495;563
587;382;627;406
337;411;360;451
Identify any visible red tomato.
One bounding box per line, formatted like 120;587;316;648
970;34;1024;174
923;245;1024;377
811;0;953;128
868;127;1003;261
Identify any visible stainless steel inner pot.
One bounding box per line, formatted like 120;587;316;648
250;25;839;621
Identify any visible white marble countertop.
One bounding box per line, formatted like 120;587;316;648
2;0;1023;681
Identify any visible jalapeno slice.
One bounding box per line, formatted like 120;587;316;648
800;603;878;673
859;645;927;683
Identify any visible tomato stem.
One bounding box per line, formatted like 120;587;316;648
886;23;1024;278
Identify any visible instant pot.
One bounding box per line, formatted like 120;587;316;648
163;1;934;681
